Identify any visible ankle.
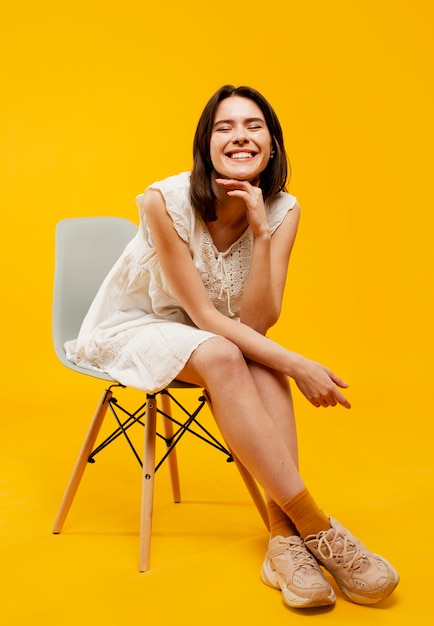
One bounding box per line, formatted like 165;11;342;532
281;489;330;539
268;500;298;537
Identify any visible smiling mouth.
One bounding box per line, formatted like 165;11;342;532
227;151;256;159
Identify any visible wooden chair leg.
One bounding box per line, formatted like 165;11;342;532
160;392;181;503
139;393;158;572
52;388;113;534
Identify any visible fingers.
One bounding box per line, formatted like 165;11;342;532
311;387;351;409
310;392;350;409
327;369;351;408
332;388;351;409
215;178;253;189
327;369;349;389
299;365;351;410
298;380;351;410
215;178;262;199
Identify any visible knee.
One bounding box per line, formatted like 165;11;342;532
203;337;247;377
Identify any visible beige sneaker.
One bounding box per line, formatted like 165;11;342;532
305;518;399;605
261;535;336;608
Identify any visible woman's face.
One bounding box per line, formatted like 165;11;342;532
209;96;273;182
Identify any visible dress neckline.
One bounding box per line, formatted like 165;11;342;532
202;224;251;256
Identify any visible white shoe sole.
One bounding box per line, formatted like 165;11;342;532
261;558;336;608
338;557;400;605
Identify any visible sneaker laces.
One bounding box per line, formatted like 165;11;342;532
316;530;369;572
275;537;318;573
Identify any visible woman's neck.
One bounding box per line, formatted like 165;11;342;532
211;176;248;228
206;181;249;252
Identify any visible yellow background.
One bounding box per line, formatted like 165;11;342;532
1;1;433;624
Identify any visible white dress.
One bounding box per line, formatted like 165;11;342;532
65;172;297;392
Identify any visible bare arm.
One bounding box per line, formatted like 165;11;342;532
142;188;350;408
215;178;300;334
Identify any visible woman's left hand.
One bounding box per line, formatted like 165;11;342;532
290;355;351;409
215;178;270;238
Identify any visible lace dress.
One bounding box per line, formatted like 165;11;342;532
65;172;297;392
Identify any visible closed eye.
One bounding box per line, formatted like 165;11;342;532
213;116;266;133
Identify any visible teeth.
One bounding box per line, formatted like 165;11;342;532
230;152;253;159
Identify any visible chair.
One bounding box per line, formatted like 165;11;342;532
51;217;269;572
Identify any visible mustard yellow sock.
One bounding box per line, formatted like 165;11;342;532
281;488;331;539
267;500;298;538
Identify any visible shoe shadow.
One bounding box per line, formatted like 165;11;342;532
361;594;401;610
285;604;336;616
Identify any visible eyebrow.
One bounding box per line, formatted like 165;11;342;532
212;116;265;128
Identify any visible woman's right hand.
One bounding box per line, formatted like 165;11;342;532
291;356;351;409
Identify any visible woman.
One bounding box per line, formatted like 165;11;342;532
67;85;399;609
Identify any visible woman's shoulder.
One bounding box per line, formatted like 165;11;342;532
136;172;194;243
136;171;191;210
136;172;191;202
266;190;298;233
148;171;191;194
268;188;297;209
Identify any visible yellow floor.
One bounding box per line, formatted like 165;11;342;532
1;370;432;626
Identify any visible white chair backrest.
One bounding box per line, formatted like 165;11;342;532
53;217;138;365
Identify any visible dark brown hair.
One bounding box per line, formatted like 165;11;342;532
190;85;290;221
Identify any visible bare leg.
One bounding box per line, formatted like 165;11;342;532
246;360;300;535
177;337;305;505
246;360;299;467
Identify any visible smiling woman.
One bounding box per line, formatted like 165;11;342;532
190;85;288;222
64;84;399;610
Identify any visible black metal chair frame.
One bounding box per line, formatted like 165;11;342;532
88;384;234;472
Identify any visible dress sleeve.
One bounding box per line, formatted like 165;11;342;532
136;171;193;244
266;191;298;234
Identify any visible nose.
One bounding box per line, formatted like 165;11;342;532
232;125;249;145
233;134;249;145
